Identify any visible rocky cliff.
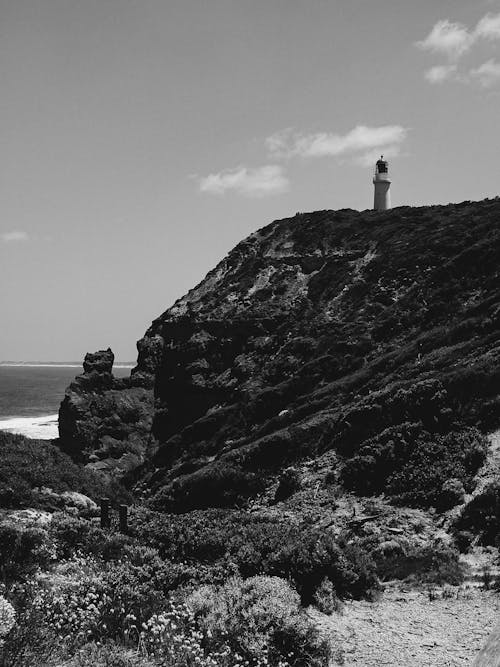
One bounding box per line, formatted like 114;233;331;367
58;348;154;474
59;199;500;511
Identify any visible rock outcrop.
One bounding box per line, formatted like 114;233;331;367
58;348;154;475
59;200;500;508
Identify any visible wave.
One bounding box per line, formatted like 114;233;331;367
0;414;59;440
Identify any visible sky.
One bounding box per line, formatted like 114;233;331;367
1;0;500;361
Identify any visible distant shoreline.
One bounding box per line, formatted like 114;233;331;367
0;363;135;368
0;414;59;440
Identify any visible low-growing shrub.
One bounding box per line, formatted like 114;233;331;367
274;467;301;502
342;425;487;510
0;595;16;640
312;578;343;615
0;523;53;586
131;508;379;601
373;541;463;585
0;432;129;510
150;464;264;512
50;514;134;562
188;576;332;667
454;483;500;546
68;641;154;667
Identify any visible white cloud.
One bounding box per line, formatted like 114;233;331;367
475;12;500;40
418;11;500;85
424;64;458;84
1;230;29;243
469;59;500;87
266;125;407;160
199;165;289;197
353;145;403;168
416;20;473;60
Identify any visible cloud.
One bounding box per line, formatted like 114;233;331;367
266;125;407;160
469;58;500;87
476;12;500;40
418;11;500;85
424;64;458;84
199;165;289;197
416;20;473;60
1;230;29;243
353;144;404;168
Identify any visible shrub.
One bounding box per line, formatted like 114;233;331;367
68;641;154;666
130;508;378;602
50;514;135;562
188;576;332;667
0;523;53;586
267;532;379;603
0;595;16;640
454;483;500;545
0;594;62;667
373;541;463;585
274;467;301;502
312;578;343;615
150;464;264;512
0;432;130;510
342;426;487;510
141;599;293;667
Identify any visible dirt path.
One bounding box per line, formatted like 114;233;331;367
312;587;500;666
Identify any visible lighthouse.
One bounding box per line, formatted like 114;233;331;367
373;156;391;211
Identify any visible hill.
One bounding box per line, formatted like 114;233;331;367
60;198;500;517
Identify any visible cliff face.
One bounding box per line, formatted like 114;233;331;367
58;349;154;474
59;200;500;508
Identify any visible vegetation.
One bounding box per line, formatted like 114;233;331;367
0;432;129;510
454;483;500;547
133;199;500;513
2;199;500;662
0;516;334;666
341;425;487;510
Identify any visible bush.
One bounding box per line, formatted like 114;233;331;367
274;467;301;502
50;514;133;561
312;578;343;615
342;426;487;510
188;576;332;667
68;641;154;666
0;595;16;639
150;464;264;512
373;541;464;585
0;523;53;586
454;483;500;545
266;532;379;603
131;508;378;601
0;432;130;510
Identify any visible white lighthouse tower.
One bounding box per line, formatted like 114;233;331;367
373;156;391;211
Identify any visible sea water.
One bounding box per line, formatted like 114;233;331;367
0;364;132;440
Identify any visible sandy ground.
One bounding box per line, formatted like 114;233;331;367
312;586;500;666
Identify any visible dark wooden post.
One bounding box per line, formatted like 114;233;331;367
100;497;111;529
119;504;128;534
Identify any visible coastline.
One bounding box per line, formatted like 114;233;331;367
0;414;59;440
0;363;134;368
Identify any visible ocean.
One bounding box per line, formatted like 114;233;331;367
0;364;132;440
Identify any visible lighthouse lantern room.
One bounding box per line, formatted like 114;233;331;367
373;156;391;211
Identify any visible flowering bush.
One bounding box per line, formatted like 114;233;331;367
31;553;167;647
140;601;293;667
0;595;16;641
32;570;107;647
187;576;331;667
